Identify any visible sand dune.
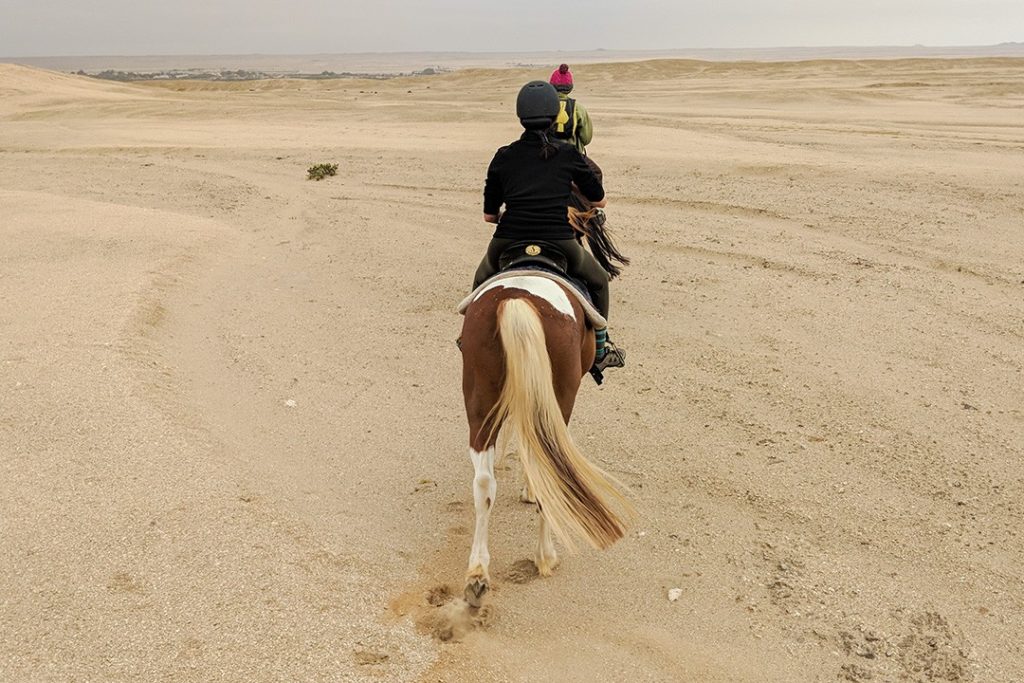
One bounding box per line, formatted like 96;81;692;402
1;60;1023;682
0;63;161;111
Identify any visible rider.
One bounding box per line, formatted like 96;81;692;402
548;64;592;155
472;80;624;373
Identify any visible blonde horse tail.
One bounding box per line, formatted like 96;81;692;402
491;297;632;551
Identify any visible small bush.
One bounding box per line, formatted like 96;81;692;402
307;163;338;181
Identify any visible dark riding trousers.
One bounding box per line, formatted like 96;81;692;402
472;237;610;318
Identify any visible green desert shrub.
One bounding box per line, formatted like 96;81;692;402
307;163;338;181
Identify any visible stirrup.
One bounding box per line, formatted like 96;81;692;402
594;344;626;371
589;344;625;384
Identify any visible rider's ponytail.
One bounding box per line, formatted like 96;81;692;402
535;130;558;160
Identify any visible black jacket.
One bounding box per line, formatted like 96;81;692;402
483;132;604;240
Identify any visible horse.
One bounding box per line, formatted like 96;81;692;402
457;153;634;607
458;275;633;606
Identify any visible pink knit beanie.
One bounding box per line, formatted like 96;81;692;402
549;64;574;92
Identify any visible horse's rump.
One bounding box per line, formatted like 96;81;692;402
457;271;607;329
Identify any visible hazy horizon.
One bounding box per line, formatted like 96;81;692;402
3;41;1024;60
1;0;1022;58
7;43;1024;79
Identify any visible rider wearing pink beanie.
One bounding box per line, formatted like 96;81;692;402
549;64;574;92
548;64;593;154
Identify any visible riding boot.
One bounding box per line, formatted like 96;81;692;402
594;328;625;369
589;328;625;384
594;340;626;370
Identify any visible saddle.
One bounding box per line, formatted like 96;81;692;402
457;241;608;330
456;240;616;384
496;240;593;305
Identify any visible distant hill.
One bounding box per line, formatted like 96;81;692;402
4;44;1024;76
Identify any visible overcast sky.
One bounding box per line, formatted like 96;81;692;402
1;0;1021;57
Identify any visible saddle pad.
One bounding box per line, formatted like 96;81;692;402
456;269;608;329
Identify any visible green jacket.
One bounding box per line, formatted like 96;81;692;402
557;93;593;155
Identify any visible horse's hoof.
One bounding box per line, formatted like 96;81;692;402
464;578;489;608
536;555;560;577
519;485;536;504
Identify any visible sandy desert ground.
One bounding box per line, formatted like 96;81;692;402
1;58;1023;682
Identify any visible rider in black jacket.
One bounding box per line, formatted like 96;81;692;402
473;80;625;372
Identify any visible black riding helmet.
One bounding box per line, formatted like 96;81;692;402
516;80;560;130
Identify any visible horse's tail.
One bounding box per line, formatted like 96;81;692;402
490;297;632;551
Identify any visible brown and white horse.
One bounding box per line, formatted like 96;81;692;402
459;274;632;606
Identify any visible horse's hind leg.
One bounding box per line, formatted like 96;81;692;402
504;431;536;504
535;503;559;576
495;429;531;504
461;306;503;608
465;442;496;607
463;375;501;607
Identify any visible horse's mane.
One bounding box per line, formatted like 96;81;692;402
569;197;630;282
568;158;631;279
